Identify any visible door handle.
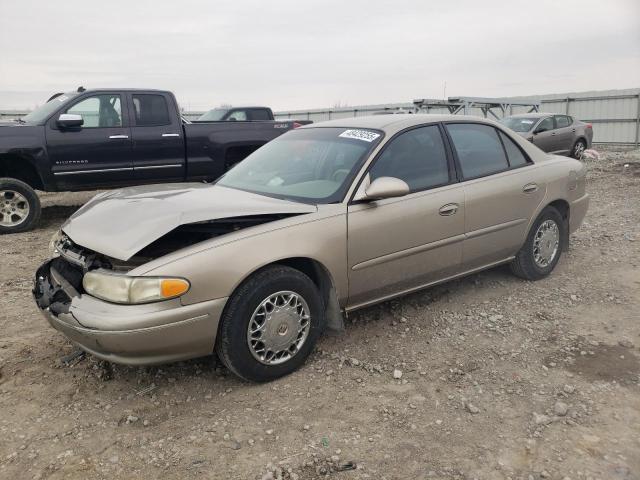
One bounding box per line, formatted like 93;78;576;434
109;135;129;139
551;132;556;136
162;133;180;137
439;203;459;216
523;183;538;193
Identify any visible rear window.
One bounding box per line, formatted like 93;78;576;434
250;109;272;121
447;123;509;179
132;94;171;126
555;115;570;128
498;131;529;167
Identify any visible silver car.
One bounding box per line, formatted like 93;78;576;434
500;113;593;158
34;115;589;382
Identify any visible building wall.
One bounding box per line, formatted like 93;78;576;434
272;88;640;145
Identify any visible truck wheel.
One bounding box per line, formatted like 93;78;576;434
0;178;41;234
216;265;325;382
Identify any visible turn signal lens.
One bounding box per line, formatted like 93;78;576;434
82;271;190;304
160;279;190;299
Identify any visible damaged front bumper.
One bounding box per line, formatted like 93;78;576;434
33;258;227;366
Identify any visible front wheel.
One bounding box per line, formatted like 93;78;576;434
216;266;325;382
571;139;586;159
510;206;565;281
0;178;41;234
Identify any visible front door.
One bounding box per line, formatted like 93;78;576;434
531;116;558;153
46;93;134;189
347;124;465;309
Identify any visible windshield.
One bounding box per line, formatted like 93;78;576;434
197;108;229;121
217;127;383;203
22;93;78;124
499;117;539;132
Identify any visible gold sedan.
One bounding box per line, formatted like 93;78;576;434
34;115;588;382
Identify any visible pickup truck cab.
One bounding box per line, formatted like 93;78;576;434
0;88;303;233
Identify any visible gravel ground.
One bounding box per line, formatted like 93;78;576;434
0;149;639;480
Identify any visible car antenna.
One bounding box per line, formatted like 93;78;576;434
77;86;86;92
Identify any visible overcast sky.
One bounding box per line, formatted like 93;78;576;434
1;0;638;112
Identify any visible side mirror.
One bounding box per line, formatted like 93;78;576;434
363;177;410;201
57;113;83;129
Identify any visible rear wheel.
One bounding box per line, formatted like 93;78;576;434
571;139;586;159
216;265;325;382
0;178;41;234
510;206;565;281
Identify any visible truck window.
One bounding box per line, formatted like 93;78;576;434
66;94;122;128
250;109;271;121
226;110;247;121
132;94;171;126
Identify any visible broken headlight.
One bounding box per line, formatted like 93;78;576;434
82;270;190;304
49;230;65;256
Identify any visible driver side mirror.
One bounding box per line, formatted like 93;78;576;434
57;113;83;129
363;177;410;201
534;124;549;134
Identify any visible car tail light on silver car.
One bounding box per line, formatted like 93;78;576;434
82;271;190;304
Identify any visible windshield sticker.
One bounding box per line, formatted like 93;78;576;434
339;129;381;142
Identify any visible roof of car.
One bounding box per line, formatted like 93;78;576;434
506;112;554;119
302;114;501;135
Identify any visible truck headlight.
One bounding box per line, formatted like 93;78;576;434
82;270;190;304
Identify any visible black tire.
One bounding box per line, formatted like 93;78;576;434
510;206;565;281
571;139;586;159
0;177;41;234
216;265;325;382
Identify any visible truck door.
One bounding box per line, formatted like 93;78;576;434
46;93;134;189
129;93;185;181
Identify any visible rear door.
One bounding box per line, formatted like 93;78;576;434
553;115;574;154
531;116;557;153
445;123;546;270
347;124;465;308
46;92;134;189
129;92;185;181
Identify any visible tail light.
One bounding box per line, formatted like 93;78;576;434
585;123;592;129
293;122;302;129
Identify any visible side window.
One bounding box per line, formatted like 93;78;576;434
250;109;271;121
226;110;248;121
369;125;449;192
66;94;122;128
536;117;554;133
447;123;509;179
555;115;570;128
132;94;170;126
498;131;529;167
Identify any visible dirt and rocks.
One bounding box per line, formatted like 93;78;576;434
0;149;639;480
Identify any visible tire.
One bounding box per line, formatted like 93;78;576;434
571;139;586;159
510;206;565;281
0;178;41;234
216;265;325;382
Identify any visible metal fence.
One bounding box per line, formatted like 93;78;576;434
273;88;640;146
3;88;639;145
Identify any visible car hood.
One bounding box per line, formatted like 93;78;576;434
62;183;317;261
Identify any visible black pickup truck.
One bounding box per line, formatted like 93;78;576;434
0;88;304;233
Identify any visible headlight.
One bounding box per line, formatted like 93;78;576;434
82;270;190;304
49;230;65;256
